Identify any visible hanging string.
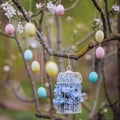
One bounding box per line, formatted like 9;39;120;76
92;45;95;71
27;38;30;49
67;53;71;70
33;38;37;60
99;42;101;46
9;18;11;23
59;0;61;4
41;46;44;87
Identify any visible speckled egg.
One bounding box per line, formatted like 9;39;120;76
24;22;36;37
96;47;105;59
56;4;65;16
5;23;15;35
37;87;47;98
31;61;40;73
89;71;98;83
45;61;58;77
24;49;33;61
95;30;104;43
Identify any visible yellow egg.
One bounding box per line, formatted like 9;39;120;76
45;61;58;77
95;30;104;43
31;61;40;73
24;22;36;37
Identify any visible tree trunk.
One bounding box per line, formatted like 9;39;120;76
115;0;120;119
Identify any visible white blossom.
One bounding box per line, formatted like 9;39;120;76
45;82;49;87
28;11;33;17
17;11;23;16
3;65;10;72
104;108;108;113
17;22;24;33
94;18;103;26
1;2;16;18
85;54;91;60
112;5;120;12
36;3;42;9
47;1;56;15
66;16;73;22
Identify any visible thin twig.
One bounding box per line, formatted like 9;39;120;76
65;0;81;12
3;77;34;103
14;93;34;103
104;0;112;33
44;14;51;48
75;32;94;46
82;103;91;112
39;11;44;32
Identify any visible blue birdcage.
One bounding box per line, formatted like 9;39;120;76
53;70;85;114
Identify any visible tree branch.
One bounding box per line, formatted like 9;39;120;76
10;0;120;60
14;32;40;113
104;0;112;33
101;60;116;113
36;31;93;60
12;0;29;21
91;0;107;38
35;113;65;120
0;30;14;39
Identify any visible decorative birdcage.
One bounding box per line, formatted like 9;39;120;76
53;70;85;114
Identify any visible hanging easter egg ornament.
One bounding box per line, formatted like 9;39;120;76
5;23;15;36
96;46;105;59
53;70;85;114
56;4;65;16
95;30;104;43
31;60;40;73
89;71;98;83
24;49;33;61
45;61;58;77
24;22;36;37
37;87;47;98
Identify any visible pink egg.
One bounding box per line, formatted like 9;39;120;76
96;47;105;59
5;23;15;35
56;4;65;16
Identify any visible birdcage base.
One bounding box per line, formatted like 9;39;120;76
57;110;82;114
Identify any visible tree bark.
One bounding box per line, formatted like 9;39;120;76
115;0;120;119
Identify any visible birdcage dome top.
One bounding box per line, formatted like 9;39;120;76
57;70;82;84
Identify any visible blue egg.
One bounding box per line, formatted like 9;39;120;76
89;71;98;83
24;49;33;61
37;87;47;98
